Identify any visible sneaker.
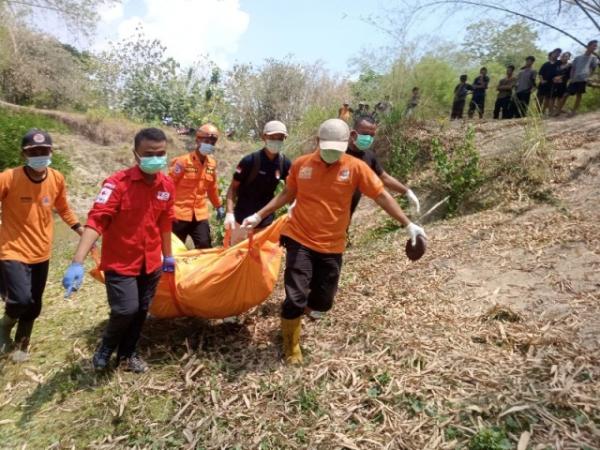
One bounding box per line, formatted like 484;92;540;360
120;353;148;373
92;344;114;371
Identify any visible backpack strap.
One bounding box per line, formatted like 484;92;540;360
243;150;262;187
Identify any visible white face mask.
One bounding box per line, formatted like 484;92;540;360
198;143;214;155
265;139;284;154
27;155;52;172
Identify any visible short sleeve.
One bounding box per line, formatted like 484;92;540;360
356;161;384;199
0;169;13;201
233;155;253;183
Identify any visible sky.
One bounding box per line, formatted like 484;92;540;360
67;0;588;75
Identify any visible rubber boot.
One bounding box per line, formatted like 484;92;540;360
11;319;34;362
0;314;17;355
281;317;303;365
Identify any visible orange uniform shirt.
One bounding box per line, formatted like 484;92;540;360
0;167;79;264
169;152;222;221
282;150;384;254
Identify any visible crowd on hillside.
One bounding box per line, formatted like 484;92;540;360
339;40;599;123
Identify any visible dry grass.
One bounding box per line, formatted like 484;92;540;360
0;112;599;449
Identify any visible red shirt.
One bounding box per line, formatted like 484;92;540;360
86;166;175;276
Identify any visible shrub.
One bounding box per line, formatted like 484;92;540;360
0;107;71;174
432;126;483;215
468;427;512;450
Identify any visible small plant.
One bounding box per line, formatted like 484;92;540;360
386;135;422;181
468;427;511;450
432;126;483;216
298;388;321;414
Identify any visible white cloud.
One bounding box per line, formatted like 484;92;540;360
98;3;125;23
105;0;250;67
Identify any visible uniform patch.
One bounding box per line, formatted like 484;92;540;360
41;196;51;206
299;167;313;179
338;168;350;181
33;133;45;143
95;186;114;204
174;163;182;175
157;191;170;201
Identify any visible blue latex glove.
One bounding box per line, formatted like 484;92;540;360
162;256;176;273
216;206;226;221
63;262;84;298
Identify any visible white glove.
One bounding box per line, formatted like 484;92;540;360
241;213;262;230
406;222;427;246
405;189;421;214
224;213;236;230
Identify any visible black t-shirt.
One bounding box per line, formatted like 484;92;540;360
539;61;559;82
233;149;292;227
347;147;384;215
472;75;490;95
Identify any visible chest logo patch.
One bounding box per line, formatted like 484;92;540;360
95;186;114;204
174;163;182;174
41;196;51;206
157;191;170;201
338;168;351;182
299;167;313;179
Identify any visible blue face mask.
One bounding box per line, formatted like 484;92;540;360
355;134;374;151
198;143;214;155
137;154;167;174
27;155;52;172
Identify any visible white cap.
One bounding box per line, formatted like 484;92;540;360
263;120;288;137
318;118;350;152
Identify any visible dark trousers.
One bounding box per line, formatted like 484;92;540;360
451;100;466;119
102;269;161;358
511;91;531;118
0;260;49;321
468;94;486;118
493;97;511;119
173;217;211;249
280;237;343;320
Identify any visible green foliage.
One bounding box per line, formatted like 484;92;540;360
463;20;542;67
386;132;422;181
468;427;512;450
432;126;483;215
0;107;71;173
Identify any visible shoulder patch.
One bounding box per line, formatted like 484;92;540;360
157;191;170;201
95;184;114;204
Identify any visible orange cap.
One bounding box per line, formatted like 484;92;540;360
196;123;220;140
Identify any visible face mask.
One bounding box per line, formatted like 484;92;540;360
137;154;167;174
27;155;52;172
198;143;214;155
265;139;284;154
354;134;374;151
320;149;342;164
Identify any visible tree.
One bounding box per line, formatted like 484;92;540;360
462;20;542;66
404;1;599;51
0;0;120;35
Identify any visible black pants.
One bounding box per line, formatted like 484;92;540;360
451;100;466;119
468;94;485;118
102;269;161;358
173;217;211;249
512;91;531;118
0;260;49;321
493;97;511;119
280;237;343;320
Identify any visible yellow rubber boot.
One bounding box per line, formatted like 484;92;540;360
281;317;303;365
